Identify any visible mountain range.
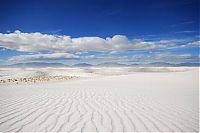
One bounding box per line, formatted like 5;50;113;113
0;62;199;68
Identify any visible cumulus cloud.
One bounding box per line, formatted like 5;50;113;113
8;52;98;62
8;53;80;62
183;41;200;47
130;52;198;63
0;30;186;52
7;51;199;64
1;30;199;65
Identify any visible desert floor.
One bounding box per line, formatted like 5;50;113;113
0;67;199;132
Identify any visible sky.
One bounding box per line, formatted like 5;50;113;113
0;0;199;65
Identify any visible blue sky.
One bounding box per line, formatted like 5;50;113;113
0;0;199;65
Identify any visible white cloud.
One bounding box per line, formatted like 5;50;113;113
7;51;199;64
0;30;186;52
130;53;198;63
1;31;198;64
184;41;200;47
9;53;80;62
174;30;198;34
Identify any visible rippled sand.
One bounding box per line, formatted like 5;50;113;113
0;67;198;132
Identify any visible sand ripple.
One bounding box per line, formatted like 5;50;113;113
0;86;198;132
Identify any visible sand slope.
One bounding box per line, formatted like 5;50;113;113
0;67;199;132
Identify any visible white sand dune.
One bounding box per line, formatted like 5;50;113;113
0;67;199;132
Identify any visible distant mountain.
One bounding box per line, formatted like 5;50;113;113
174;63;200;67
96;62;129;67
143;62;175;67
1;62;68;68
129;63;140;66
73;62;199;67
1;62;198;68
134;62;200;67
73;63;93;67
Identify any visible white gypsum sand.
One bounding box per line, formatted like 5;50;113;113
0;67;199;132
